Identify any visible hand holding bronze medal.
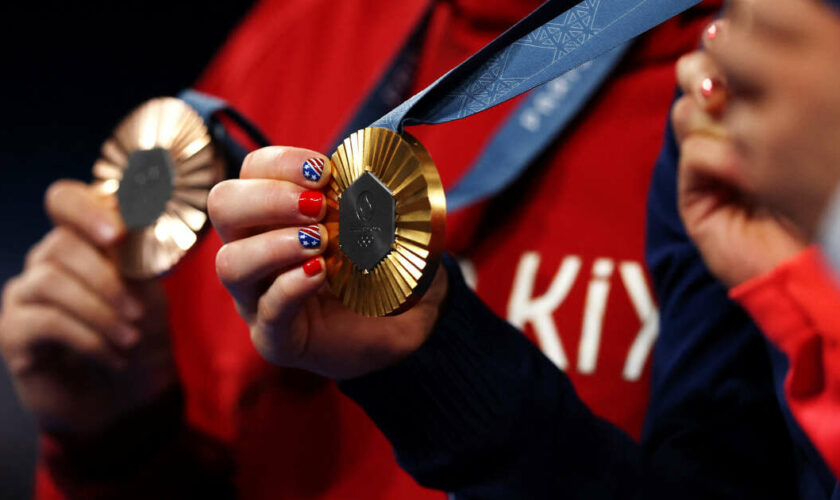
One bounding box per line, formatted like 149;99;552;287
92;97;225;279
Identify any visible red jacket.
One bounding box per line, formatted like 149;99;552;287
732;247;840;479
36;0;717;497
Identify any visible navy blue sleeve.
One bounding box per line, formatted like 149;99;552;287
341;254;646;499
645;111;837;499
339;121;805;499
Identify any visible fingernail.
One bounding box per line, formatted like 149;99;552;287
302;157;326;183
120;296;144;321
97;222;118;243
114;323;140;348
705;22;720;42
298;191;324;218
703;21;723;43
303;257;323;277
700;77;721;99
298;225;322;249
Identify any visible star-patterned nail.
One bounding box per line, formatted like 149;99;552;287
298;225;321;249
302;157;325;182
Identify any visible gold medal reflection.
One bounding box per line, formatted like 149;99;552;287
325;127;446;317
92;98;224;279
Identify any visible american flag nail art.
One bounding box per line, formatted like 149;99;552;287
298;225;321;248
302;157;325;182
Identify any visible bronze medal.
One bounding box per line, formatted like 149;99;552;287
92;97;225;279
325;127;446;317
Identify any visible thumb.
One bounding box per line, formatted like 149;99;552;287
45;180;126;247
680;134;748;194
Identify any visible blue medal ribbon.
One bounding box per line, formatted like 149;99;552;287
445;40;630;211
373;0;701;132
178;89;271;170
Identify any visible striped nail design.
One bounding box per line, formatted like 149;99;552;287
298;225;321;249
302;157;325;182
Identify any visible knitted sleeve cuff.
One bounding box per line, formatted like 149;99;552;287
339;254;615;491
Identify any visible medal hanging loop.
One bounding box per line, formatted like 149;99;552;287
179;89;272;170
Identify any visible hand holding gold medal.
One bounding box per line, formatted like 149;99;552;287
209;0;705;377
209;141;449;378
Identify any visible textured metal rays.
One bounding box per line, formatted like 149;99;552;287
92;97;224;278
325;127;446;317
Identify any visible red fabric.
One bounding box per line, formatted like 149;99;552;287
731;246;840;479
35;0;719;497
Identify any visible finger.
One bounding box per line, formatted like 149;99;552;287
705;19;783;101
25;228;143;320
216;225;328;304
208;179;326;243
723;99;765;164
1;304;126;372
44;180;125;247
251;258;326;362
258;257;326;327
675;50;727;114
672;96;695;144
672;96;728;145
727;0;820;43
680;134;747;192
9;263;139;349
240;146;332;188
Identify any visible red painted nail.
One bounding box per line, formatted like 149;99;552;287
298;191;324;218
706;22;719;41
303;257;323;277
700;77;719;99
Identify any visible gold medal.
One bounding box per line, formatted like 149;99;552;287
325;127;446;317
92;97;225;279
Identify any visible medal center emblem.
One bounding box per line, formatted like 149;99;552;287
117;147;176;230
356;191;375;223
339;171;396;271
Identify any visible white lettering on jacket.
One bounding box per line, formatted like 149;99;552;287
507;253;582;370
468;253;658;381
618;261;659;381
577;258;614;375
